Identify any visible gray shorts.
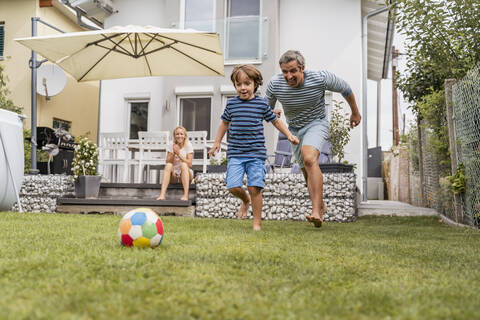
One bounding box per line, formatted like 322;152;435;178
289;117;330;168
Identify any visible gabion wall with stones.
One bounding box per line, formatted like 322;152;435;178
195;173;357;222
11;175;75;213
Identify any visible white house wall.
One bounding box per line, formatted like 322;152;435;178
100;77;166;133
105;0;170;28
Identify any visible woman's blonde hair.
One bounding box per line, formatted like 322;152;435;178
173;126;188;147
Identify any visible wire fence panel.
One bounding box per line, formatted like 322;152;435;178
452;65;480;227
420;124;442;212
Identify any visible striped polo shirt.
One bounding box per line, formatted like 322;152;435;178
221;96;278;160
265;70;352;129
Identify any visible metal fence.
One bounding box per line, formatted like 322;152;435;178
452;65;480;227
420;124;456;218
406;120;456;220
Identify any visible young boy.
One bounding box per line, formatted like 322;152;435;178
208;64;299;231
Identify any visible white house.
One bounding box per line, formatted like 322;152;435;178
69;0;393;194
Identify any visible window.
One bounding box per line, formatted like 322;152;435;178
129;102;148;139
53;118;71;132
0;22;5;59
179;97;211;139
226;0;260;60
183;0;215;32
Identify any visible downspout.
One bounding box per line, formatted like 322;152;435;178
377;6;395;147
361;4;394;202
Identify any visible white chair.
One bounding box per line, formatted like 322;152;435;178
98;132;130;183
137;131;170;183
187;131;208;173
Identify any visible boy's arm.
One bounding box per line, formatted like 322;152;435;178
208;120;229;156
272;118;299;145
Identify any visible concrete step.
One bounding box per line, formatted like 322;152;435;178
56;183;196;216
57;197;194;216
98;182;196;203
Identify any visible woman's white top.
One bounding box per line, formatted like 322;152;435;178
167;141;193;173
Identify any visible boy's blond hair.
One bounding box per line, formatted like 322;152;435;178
230;64;263;93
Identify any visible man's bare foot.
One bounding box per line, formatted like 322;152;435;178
156;195;165;200
237;197;250;219
180;195;188;201
306;203;327;227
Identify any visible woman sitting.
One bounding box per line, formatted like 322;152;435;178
156;126;194;201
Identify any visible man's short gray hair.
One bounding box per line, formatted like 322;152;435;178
279;50;305;68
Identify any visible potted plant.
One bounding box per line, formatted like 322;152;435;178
72;137;101;198
207;153;228;173
320;100;354;173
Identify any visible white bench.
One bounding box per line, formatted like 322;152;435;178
186;131;207;173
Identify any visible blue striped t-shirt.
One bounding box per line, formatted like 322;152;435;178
265;70;352;129
221;96;278;160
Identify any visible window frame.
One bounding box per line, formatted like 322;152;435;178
52;117;72;132
180;0;216;32
223;0;262;64
176;95;213;139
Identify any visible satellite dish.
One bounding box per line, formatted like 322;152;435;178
36;63;67;99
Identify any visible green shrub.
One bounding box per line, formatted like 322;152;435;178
417;89;451;175
447;163;466;195
209;156;227;166
0;65;22;114
329;100;351;162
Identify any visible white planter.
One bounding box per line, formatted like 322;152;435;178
0;109;24;211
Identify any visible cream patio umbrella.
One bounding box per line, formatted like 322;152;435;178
15;25;224;81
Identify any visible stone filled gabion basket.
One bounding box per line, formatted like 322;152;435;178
195;172;357;222
11;175;75;213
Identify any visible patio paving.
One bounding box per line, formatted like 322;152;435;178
358;200;438;217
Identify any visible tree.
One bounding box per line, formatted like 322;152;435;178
393;0;480;111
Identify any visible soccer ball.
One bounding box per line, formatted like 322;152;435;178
118;208;164;248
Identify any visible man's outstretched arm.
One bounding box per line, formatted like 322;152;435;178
344;92;361;128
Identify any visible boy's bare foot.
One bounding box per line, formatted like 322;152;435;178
180;195;188;201
237;196;251;219
156;195;165;200
253;224;261;231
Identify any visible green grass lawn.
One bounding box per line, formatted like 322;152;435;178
0;212;479;320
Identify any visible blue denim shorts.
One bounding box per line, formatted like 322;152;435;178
226;157;266;189
289;117;330;168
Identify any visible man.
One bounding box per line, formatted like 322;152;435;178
265;50;361;227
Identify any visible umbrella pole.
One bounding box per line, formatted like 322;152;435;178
29;17;65;174
29;17;39;174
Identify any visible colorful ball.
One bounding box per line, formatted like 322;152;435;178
118;208;164;248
